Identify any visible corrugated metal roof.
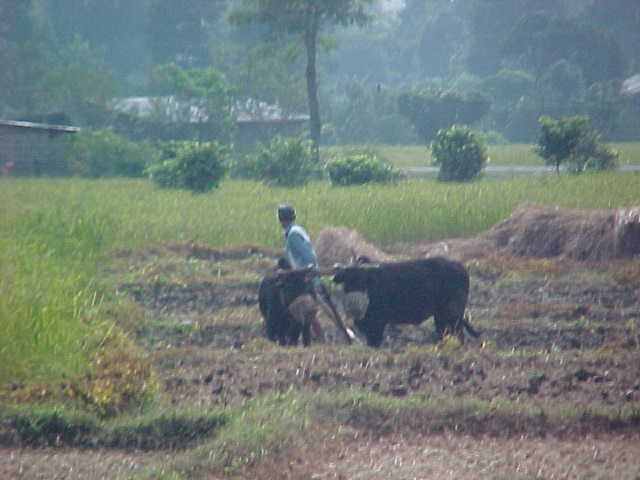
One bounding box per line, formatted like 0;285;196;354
0;119;81;133
622;74;640;95
110;97;309;124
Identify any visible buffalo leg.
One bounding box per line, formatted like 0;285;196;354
356;313;385;347
288;294;319;347
436;298;470;342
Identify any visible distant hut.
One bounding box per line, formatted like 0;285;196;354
0;120;80;176
109;96;308;152
234;99;309;153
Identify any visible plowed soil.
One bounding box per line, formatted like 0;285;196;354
4;237;640;479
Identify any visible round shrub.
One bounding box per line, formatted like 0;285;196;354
68;129;156;178
325;153;398;186
145;141;229;193
431;125;487;182
247;136;315;187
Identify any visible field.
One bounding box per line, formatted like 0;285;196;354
324;142;640;168
1;166;640;479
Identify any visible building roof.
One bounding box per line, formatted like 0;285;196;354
0;119;81;133
622;74;640;95
110;97;309;124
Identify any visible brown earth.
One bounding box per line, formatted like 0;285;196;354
3;204;640;479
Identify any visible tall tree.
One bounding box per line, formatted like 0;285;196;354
148;0;225;68
47;0;148;80
584;0;640;72
36;38;120;123
0;0;53;115
230;0;374;161
466;0;568;76
503;13;626;84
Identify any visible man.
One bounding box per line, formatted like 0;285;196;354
278;204;317;270
277;204;355;343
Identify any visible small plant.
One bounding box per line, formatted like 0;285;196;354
325;153;398;186
146;141;229;193
246;136;315;187
431;125;487;182
68;129;156;178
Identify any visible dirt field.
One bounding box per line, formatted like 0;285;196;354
3;220;640;479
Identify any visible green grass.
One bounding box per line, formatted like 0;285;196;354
1;403;229;449
2;173;639;250
1;170;639;401
324;142;640;168
0;208;113;382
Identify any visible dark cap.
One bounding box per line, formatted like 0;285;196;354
277;204;296;222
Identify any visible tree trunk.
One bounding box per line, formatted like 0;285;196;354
305;13;321;163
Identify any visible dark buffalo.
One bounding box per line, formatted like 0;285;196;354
332;256;478;347
258;259;320;346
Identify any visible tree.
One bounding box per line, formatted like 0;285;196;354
0;0;52;115
503;13;626;85
466;0;568;76
147;0;223;68
152;63;236;143
36;38;120;124
584;0;640;73
398;89;490;144
230;0;374;162
582;80;625;139
534;115;618;174
418;13;463;77
47;0;148;79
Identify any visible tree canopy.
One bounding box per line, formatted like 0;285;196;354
229;0;374;160
1;0;640;145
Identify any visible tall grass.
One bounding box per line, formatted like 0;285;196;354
2;173;639;249
1;172;639;384
0;184;116;382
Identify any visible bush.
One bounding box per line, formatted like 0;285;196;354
68;130;156;178
146;141;229;193
431;125;487;182
246;136;315;187
325;153;399;186
535;116;618;174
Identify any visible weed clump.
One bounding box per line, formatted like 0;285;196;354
7;327;156;419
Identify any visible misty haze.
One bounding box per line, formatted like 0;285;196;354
2;2;640;480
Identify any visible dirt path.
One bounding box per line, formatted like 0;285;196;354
3;434;639;479
316;433;640;480
0;447;172;480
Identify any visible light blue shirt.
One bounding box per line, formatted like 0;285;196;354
284;223;318;268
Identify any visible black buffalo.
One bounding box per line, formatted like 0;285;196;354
332;256;478;347
258;259;319;346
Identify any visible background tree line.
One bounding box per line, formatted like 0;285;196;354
1;0;640;148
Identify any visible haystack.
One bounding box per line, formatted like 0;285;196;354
314;226;393;267
412;203;640;261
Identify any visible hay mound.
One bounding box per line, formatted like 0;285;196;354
314;226;393;267
412;203;640;261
